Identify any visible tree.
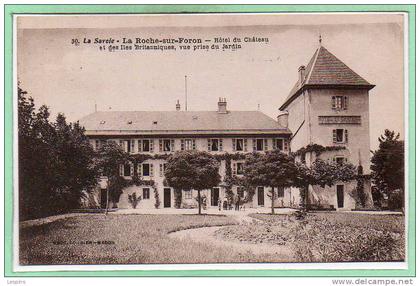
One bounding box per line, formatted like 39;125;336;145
294;159;357;210
244;150;297;215
165;150;221;215
18;86;98;220
95;141;129;212
371;129;404;209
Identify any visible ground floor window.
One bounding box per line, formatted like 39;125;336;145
184;190;192;199
277;187;284;198
123;163;131;177
143;188;150;200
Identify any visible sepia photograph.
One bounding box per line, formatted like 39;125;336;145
15;12;407;269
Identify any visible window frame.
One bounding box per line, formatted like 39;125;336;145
184;190;192;199
143;188;150;200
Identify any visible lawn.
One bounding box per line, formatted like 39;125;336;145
20;212;405;265
20;213;278;265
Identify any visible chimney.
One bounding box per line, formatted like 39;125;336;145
217;97;227;114
176;100;181;111
298;65;306;85
277;111;289;128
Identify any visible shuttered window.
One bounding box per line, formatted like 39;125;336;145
332;96;348;110
333;129;348;144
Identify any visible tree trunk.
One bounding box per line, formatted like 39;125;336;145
271;186;275;215
105;187;109;215
198;189;202;215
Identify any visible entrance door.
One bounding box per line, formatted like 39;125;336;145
257;187;265;206
336;185;344;208
100;189;107;209
164;188;171;208
211;188;219;206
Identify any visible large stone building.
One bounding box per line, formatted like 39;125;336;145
79;99;294;209
280;44;374;210
79;43;374;211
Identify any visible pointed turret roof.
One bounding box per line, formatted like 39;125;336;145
279;46;375;110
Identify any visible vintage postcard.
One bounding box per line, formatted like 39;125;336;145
10;9;411;276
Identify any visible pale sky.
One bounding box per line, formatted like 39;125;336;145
17;14;405;150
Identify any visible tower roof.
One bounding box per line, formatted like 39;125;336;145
280;46;375;110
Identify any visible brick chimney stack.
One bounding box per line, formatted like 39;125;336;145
217;98;227;114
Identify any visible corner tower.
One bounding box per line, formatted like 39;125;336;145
280;43;375;210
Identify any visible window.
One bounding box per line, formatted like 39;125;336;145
334;156;346;165
277;187;284;198
120;140;134;153
143;188;150;200
123;163;131;177
333;129;348;144
140;163;154;177
184;190;192;199
273;138;289;152
233;138;247;151
160;139;174;152
253;138;268;151
208;139;222;151
332;96;348;110
181;139;196;151
237;187;245;198
233;162;244;175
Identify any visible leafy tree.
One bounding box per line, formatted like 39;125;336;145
165;150;221;214
244;150;297;214
95;141;129;211
18;87;98;220
371;129;404;209
294;159;357;210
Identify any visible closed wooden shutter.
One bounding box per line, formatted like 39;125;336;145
150;140;154;153
137;164;141;176
159;139;163;152
170;139;175;151
264;139;268;151
272;139;276;150
284;140;289;152
119;164;123;176
180;139;185;151
232;162;237;175
332;96;336;109
252;139;256;151
138;140;142;152
333;129;337;143
150;164;154;177
130;163;134;176
345;129;349;143
192;139;196;150
232;139;236;151
244;139;248;151
159;164;163;177
344;96;348;110
130;140;135;153
207;139;211;151
219;139;223;151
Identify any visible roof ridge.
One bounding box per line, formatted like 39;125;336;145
304;46;321;85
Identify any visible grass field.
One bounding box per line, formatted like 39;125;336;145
20;212;405;265
20;214;280;265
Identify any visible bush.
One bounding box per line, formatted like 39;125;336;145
128;192;142;209
291;215;405;262
388;189;404;210
154;189;161;209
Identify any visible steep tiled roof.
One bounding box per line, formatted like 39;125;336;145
79;110;291;136
280;46;374;110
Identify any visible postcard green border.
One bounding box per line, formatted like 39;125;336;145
4;4;416;277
